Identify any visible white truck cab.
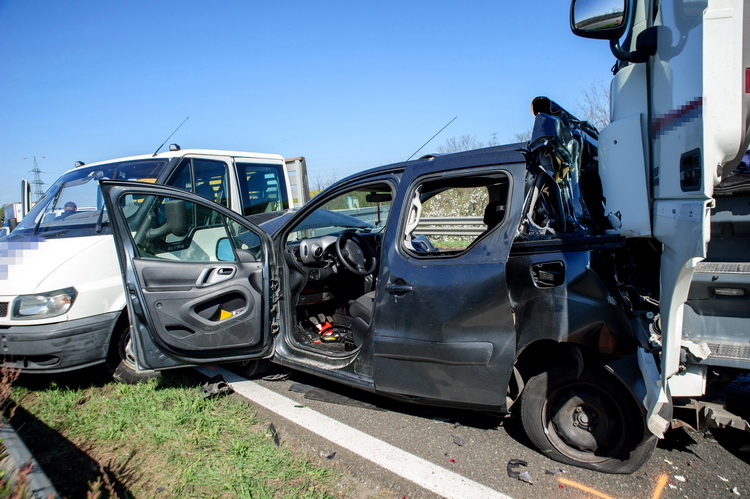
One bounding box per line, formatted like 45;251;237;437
0;147;306;381
571;0;750;432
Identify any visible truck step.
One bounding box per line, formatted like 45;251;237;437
695;261;750;274
706;341;750;361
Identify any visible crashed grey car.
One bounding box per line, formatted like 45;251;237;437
101;97;666;474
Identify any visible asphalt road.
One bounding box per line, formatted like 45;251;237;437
220;364;750;499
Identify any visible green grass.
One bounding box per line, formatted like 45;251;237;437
9;372;346;498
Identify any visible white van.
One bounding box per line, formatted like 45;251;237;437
0;147;305;382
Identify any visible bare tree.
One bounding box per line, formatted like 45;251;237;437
310;172;339;197
513;128;533;142
437;133;500;154
576;79;610;131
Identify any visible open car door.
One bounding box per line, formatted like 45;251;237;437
101;180;278;371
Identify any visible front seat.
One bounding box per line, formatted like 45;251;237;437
348;291;375;347
483;201;505;230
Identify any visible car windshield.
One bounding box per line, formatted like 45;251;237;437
287;187;392;241
11;159;169;240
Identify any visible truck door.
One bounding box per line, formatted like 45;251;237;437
101;180;278;371
372;163;525;407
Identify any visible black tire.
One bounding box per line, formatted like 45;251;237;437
107;323;160;384
519;366;656;473
232;359;273;379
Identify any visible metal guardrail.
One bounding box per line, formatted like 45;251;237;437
335;208;487;238
415;216;486;237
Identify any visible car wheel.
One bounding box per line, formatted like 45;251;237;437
519;366;656;474
233;359;273;378
107;324;160;384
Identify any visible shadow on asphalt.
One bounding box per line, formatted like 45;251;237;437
709;427;750;465
227;363;537;448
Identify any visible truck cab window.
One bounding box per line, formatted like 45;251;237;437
167;158;230;208
236;162;289;215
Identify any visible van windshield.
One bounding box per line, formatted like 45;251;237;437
11;159;169;239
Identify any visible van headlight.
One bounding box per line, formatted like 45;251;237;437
12;287;78;320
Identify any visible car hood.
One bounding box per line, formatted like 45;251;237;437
0;235;113;295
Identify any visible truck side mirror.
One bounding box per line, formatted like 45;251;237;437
570;0;628;40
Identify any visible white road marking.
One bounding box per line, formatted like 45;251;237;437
197;366;512;499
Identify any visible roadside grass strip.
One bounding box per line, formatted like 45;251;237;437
10;372;346;498
198;366;512;499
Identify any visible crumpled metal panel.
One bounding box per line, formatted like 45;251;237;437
519;97;606;238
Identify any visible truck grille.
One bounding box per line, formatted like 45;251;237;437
707;342;750;361
0;302;7;317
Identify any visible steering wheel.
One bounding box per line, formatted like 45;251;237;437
335;232;377;276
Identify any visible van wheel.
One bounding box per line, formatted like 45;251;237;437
108;325;160;384
519;366;655;474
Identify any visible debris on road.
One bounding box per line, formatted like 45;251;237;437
289;383;382;410
262;372;292;381
452;434;467;447
545;467;565;476
289;383;315;394
674;475;686;482
199;374;233;399
507;459;533;484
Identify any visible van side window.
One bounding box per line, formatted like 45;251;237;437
236;162;289;216
167;158;230;208
402;173;510;256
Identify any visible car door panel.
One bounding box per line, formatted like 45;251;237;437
372;163;526;408
133;258;264;353
101;180;276;371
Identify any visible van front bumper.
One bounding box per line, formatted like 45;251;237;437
0;312;119;373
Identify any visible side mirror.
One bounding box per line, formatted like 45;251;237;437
571;0;628;40
216;237;235;261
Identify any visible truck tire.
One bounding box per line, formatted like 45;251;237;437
519;365;656;474
107;324;160;384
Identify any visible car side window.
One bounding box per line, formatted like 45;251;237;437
402;173;510;256
119;193;259;263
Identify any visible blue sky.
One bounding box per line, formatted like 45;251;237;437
0;0;616;206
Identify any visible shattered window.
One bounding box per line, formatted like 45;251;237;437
402;173;510;255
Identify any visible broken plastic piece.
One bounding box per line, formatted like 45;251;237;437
681;339;712;360
452;434;467;447
507;459;533;484
262;372;291;381
674;475;686;482
199;374;233;399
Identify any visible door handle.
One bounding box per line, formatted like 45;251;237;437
531;261;565;288
196;266;237;287
386;279;413;295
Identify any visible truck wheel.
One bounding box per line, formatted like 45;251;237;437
108;325;160;384
519;366;656;474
